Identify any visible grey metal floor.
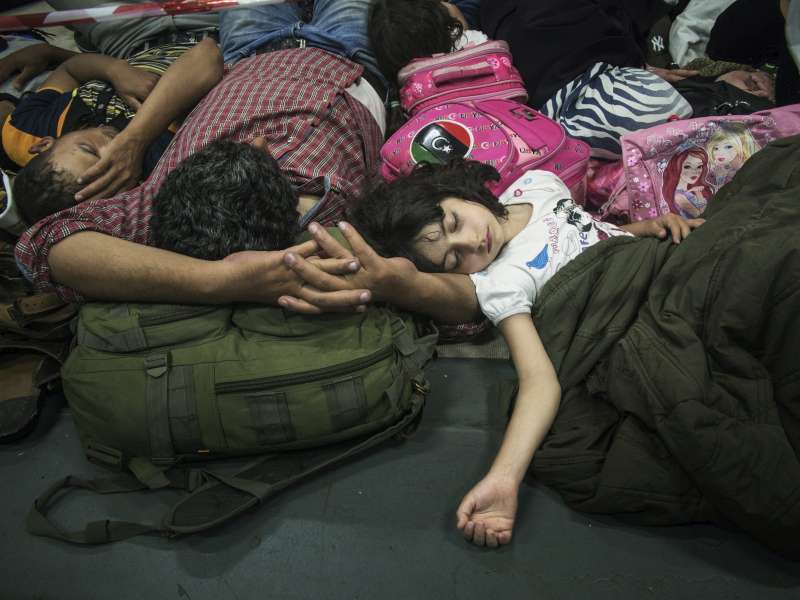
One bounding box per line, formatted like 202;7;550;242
1;358;799;600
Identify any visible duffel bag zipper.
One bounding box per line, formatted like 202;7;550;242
215;344;395;393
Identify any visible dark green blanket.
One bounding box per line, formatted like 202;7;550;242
530;135;800;558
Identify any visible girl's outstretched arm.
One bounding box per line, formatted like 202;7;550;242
456;313;561;548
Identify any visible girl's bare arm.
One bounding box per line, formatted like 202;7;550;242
456;312;561;547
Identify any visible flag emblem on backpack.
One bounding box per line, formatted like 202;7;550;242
411;121;473;165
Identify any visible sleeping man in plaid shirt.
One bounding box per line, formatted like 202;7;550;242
14;0;480;324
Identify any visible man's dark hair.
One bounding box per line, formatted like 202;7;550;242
13;149;82;225
151;139;300;260
368;0;464;84
348;159;505;273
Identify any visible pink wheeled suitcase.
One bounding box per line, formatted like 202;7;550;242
398;40;528;116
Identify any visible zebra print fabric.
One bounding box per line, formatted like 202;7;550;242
541;62;693;159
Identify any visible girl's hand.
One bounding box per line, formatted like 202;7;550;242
623;214;705;244
456;474;518;548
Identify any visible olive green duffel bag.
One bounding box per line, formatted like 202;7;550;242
27;303;436;544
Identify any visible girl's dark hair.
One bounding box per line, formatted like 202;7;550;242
368;0;464;85
348;159;505;272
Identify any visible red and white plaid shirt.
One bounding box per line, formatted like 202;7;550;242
15;48;383;301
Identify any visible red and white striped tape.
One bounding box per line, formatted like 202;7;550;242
0;0;287;32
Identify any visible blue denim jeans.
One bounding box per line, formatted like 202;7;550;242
220;0;385;88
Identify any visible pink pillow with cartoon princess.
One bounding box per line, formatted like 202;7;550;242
593;105;800;223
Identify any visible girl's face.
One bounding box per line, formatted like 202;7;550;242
679;155;704;185
711;140;738;166
413;197;505;274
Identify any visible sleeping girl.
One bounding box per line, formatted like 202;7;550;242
347;160;704;548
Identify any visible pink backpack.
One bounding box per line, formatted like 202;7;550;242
594;104;800;222
398;40;528;116
380;99;590;198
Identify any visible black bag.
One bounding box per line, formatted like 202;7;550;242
673;76;774;117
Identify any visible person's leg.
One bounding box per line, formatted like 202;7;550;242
298;0;387;87
218;4;304;64
541;63;692;159
48;0;218;59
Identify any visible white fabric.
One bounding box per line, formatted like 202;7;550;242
469;171;630;326
788;0;800;70
344;77;386;137
668;0;736;66
453;29;489;51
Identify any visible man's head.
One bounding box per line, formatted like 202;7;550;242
368;0;465;84
13;126;117;224
151;138;300;260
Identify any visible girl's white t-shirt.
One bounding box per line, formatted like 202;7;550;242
469;171;631;326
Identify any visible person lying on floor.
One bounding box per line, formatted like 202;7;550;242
13;0;479;324
242;135;800;556
344;159;703;547
2;38;222;225
0;6;219;125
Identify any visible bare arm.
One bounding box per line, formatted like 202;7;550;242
0;43;77;91
456;313;560;547
39;51;156;100
121;38;223;138
490;315;561;482
76;39;225;201
394;269;479;322
282;222;481;322
48;230;370;308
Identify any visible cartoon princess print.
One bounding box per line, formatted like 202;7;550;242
705;122;761;189
661;147;715;218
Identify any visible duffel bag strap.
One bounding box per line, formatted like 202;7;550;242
26;391;427;544
26;474;163;544
164;389;426;535
25;466;208;544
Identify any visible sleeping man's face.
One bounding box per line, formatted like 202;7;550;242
28;125;119;188
46;126;118;181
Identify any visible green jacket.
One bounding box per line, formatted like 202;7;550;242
530;135;800;558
